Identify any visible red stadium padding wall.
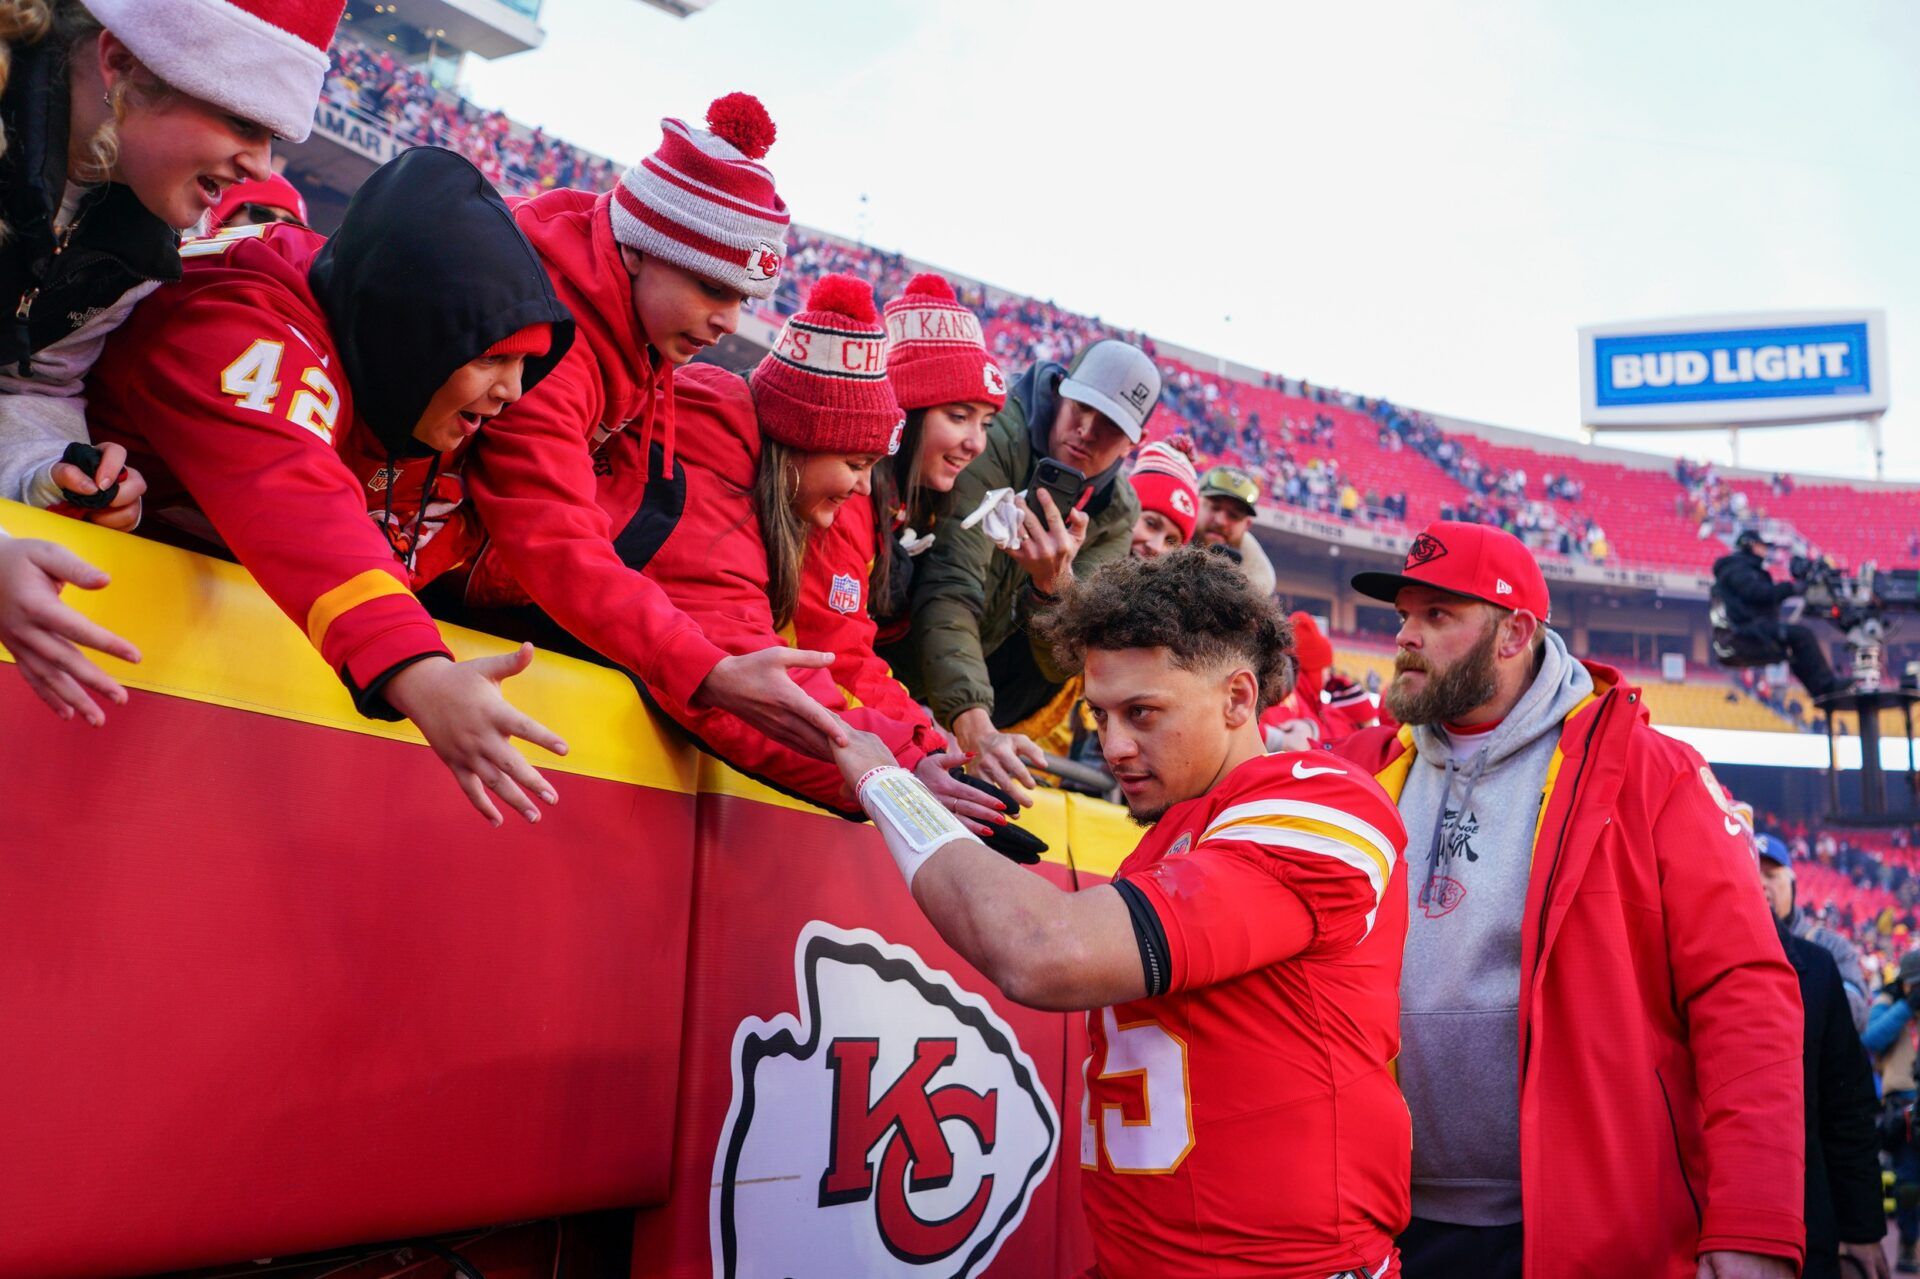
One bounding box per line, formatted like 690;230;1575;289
0;502;1122;1278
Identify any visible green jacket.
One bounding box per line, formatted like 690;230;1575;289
903;360;1140;728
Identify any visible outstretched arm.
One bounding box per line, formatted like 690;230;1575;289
834;728;1141;1010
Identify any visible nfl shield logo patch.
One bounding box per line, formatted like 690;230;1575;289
828;573;862;615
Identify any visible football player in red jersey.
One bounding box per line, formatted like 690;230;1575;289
831;546;1411;1278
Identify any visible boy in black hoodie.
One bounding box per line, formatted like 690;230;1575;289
86;147;577;826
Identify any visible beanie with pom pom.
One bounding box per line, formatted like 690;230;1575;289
611;92;791;300
751;273;903;455
881;272;1005;413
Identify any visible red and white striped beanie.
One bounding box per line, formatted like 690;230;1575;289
87;0;343;143
751;274;902;455
1128;437;1201;541
611;93;791;301
882;273;1006;412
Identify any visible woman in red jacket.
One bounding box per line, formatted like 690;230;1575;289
793;272;1004;732
642;274;999;827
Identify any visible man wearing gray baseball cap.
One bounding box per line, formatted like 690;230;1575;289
895;338;1158;798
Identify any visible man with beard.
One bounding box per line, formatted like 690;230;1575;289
1332;521;1805;1279
828;547;1412;1277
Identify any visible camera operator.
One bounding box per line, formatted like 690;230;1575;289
1714;529;1850;700
1865;949;1920;1272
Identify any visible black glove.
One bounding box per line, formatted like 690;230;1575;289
951;770;1046;865
56;442;121;509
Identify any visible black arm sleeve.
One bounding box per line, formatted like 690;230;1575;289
1817;955;1889;1243
1113;877;1171;998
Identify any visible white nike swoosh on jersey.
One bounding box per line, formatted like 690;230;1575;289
1293;761;1345;779
286;323;327;364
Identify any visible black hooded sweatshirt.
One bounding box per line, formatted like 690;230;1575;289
309;145;575;460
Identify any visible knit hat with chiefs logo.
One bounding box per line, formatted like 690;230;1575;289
87;0;344;143
1127;437;1201;541
1351;519;1552;622
611;93;790;301
751;274;903;455
882;273;1006;413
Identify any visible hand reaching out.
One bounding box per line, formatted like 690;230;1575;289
384;644;568;826
0;536;140;725
695;646;851;758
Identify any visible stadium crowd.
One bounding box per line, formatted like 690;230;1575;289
323;33;619;197
1;3;1917;1277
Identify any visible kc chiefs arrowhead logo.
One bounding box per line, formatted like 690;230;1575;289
1405;532;1448;568
712;922;1058;1278
746;240;782;283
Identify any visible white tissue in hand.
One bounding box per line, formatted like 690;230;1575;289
898;526;936;557
961;487;1027;551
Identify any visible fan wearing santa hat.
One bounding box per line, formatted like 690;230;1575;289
0;0;342;725
86;147;576;825
458;93;855;764
632;274;1001;831
0;0;345;528
793;271;1004;727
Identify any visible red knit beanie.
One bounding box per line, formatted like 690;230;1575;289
751;274;903;454
207;173;309;231
883;272;1006;412
484;324;552;358
611;93;790;301
1128;437;1201;541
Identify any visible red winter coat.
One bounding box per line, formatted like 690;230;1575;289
460;189;725;710
641;364;944;813
89;226;453;713
1332;663;1805;1277
793;489;941;738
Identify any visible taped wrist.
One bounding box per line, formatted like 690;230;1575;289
856;766;980;886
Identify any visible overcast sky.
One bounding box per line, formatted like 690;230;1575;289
461;0;1920;482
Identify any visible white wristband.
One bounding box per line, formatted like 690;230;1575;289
857;766;981;887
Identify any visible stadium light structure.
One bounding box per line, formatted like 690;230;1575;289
1578;309;1892;477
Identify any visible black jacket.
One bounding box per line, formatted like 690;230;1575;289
0;34;179;375
1713;548;1796;629
1783;925;1885;1276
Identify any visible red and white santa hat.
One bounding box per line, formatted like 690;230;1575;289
88;0;343;144
882;273;1006;413
1128;437;1201;541
611;93;791;301
751;274;902;456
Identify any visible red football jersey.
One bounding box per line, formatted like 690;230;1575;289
1082;751;1411;1278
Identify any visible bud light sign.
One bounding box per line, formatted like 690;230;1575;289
1579;310;1888;429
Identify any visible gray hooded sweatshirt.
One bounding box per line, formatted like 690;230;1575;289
1395;628;1594;1226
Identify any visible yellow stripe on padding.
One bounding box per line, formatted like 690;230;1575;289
1201;812;1393;887
305;569;413;651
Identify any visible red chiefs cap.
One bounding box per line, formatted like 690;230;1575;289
1351;520;1551;622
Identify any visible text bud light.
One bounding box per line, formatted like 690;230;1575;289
1579;311;1888;429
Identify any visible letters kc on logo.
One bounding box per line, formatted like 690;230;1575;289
711;922;1059;1278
